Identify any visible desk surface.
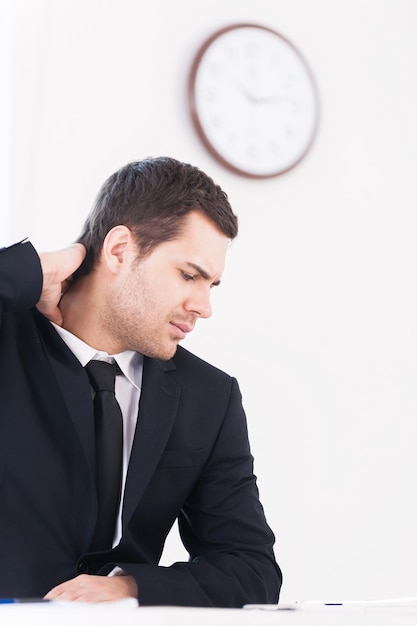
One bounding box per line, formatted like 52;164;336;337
1;602;417;626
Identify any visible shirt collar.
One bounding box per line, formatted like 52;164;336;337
51;322;143;391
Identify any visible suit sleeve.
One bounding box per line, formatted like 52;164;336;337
118;379;282;607
0;241;43;315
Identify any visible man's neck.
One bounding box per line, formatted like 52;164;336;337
59;276;115;353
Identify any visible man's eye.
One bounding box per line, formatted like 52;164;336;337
181;272;194;281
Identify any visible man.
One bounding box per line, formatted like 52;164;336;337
0;157;281;606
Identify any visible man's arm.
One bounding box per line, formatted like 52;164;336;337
0;241;43;313
0;240;86;324
1;241;137;603
115;379;281;607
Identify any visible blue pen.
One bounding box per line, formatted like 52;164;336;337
0;598;50;604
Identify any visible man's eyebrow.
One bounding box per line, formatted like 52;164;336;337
185;262;221;286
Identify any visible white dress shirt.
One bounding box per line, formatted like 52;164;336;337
51;323;143;547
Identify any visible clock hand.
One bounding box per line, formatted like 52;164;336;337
232;80;258;103
233;81;295;105
254;95;295;105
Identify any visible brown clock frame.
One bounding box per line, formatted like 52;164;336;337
188;23;320;179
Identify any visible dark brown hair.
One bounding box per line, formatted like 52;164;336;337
75;157;238;275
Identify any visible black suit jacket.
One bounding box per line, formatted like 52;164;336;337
0;241;281;606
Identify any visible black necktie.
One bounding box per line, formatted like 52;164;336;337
85;359;123;551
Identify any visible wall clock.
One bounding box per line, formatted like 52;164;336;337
188;23;319;179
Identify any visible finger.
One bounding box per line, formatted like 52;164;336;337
42;307;63;326
60;243;87;278
44;583;68;600
40;243;87;287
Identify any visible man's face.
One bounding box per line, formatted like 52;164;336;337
101;210;229;359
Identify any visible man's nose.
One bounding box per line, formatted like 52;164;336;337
185;288;212;319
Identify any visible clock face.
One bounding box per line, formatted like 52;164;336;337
188;24;319;178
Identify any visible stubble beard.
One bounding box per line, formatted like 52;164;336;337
101;285;179;361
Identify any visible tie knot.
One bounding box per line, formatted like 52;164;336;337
85;360;118;392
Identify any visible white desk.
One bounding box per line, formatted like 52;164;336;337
1;602;417;626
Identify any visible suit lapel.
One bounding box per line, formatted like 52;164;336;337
36;313;96;482
123;356;180;523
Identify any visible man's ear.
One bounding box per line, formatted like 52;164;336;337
101;225;134;274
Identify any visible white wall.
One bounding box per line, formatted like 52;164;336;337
0;0;13;237
3;0;417;604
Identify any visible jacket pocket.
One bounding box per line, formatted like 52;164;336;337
157;448;203;469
